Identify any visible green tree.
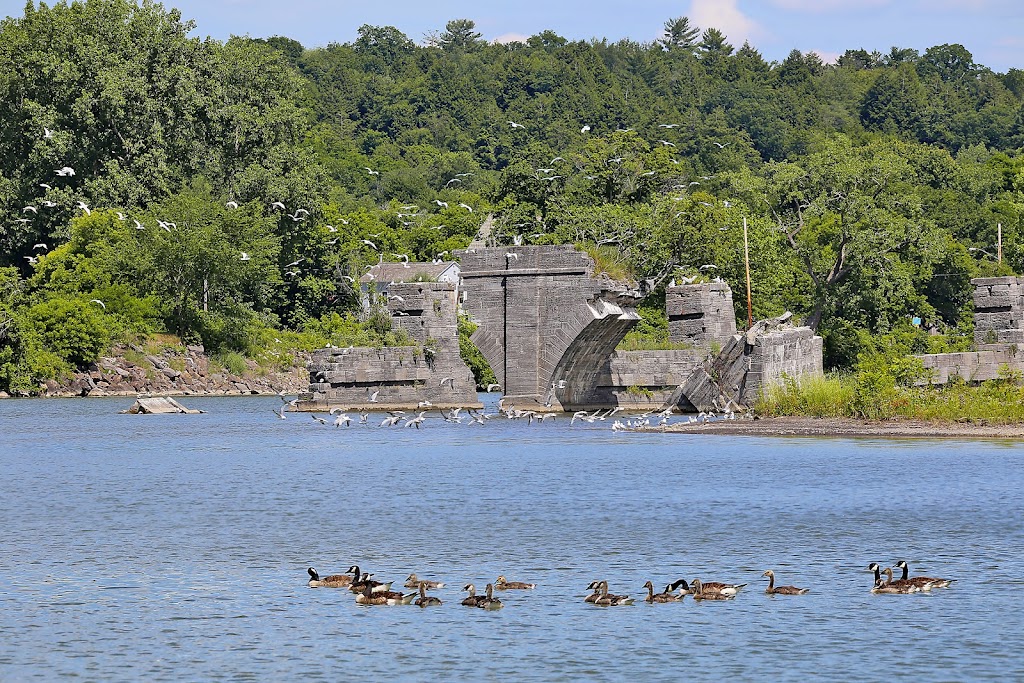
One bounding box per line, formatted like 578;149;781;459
438;19;483;52
659;17;700;53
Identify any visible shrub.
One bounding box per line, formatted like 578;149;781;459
22;297;109;366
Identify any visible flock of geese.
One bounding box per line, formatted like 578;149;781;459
307;561;954;608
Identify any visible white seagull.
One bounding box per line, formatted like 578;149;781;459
76;201;91;215
240;252;250;261
89;299;106;310
226;201;239;209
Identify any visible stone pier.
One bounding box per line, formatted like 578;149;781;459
457;245;641;410
916;276;1024;384
295;281;480;411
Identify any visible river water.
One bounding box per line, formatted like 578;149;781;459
1;396;1022;681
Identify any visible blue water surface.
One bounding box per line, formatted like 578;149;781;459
1;395;1022;681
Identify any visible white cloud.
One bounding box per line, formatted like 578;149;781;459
492;32;529;45
688;0;763;45
768;0;890;10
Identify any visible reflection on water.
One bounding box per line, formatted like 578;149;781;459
1;396;1023;681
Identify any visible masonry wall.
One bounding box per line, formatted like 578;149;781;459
458;245;640;409
296;282;479;411
666;282;737;349
682;321;824;411
972;276;1024;345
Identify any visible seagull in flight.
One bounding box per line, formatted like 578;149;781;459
365;167;379;175
240;252;250;261
89;299;106;309
658;123;680;128
55;167;75;176
134;219;145;230
270;201;285;210
361;240;377;250
116;212;127;221
76;201;91;215
39;183;52;191
699;264;718;271
43;127;54;138
434;199;448;208
711;141;732;148
581;124;591;133
23;206;38;214
458;203;473;212
508;120;525;129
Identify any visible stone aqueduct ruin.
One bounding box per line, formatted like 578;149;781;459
297;245;825;412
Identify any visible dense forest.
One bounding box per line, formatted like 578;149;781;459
2;0;1024;395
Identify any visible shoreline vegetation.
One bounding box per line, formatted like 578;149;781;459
2;3;1024;415
754;371;1024;424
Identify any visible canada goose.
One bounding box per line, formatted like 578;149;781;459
871;567;920;594
893;561;954;589
347;565;393;594
593;580;633;606
405;573;446;590
584;580;602;603
495;575;536;590
691;577;747;596
415;582;442;607
462;584;483;607
476;583;504;610
643;580;682;603
868;562;883;588
691;579;735;601
664;578;692;595
762;570;809;595
355;582;415;605
307;567;352;588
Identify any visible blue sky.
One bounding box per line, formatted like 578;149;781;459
3;0;1022;72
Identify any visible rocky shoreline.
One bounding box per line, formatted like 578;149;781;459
646;415;1024;439
0;344;309;399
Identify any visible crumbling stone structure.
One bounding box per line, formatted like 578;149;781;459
457;245;642;410
916;276;1024;384
298;246;825;413
296;282;480;411
667;281;737;349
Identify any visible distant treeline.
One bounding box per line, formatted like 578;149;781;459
1;2;1023;393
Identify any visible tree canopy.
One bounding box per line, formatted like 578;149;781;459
1;2;1023;391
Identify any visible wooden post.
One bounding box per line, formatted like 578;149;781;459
743;216;753;329
998;223;1002;265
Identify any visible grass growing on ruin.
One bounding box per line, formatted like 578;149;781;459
756;367;1024;424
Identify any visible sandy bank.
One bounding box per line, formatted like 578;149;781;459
642;416;1024;439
